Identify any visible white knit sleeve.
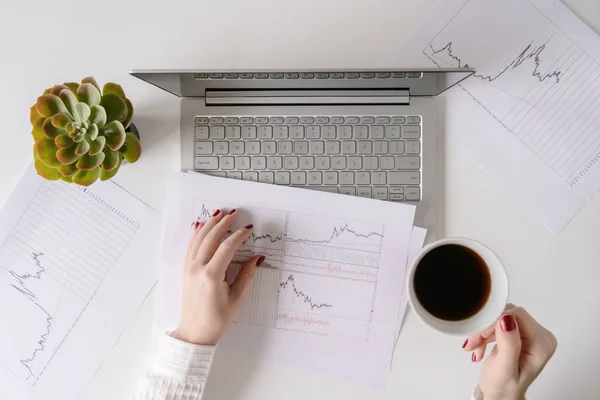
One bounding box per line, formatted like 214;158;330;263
472;385;484;400
133;333;215;400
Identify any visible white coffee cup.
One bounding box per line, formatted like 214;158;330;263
406;238;509;336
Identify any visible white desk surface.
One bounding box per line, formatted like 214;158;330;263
1;1;599;399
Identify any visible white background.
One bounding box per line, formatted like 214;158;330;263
1;0;599;399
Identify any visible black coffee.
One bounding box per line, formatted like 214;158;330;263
414;244;491;321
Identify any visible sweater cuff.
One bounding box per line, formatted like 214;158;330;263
153;332;216;383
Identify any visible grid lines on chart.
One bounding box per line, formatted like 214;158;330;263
421;0;600;186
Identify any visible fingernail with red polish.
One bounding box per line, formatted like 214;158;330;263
471;353;476;362
194;221;200;229
501;315;516;332
462;339;468;348
257;256;265;267
228;208;237;215
245;224;253;229
212;209;221;217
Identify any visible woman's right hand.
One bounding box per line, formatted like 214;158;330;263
463;304;557;400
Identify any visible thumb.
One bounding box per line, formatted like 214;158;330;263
494;314;522;375
229;255;264;305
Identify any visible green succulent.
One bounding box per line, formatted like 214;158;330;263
30;77;141;186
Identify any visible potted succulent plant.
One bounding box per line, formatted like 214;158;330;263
30;77;141;186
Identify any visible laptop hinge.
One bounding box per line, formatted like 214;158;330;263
205;89;410;105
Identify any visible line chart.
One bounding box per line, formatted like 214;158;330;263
429;38;562;83
279;274;332;310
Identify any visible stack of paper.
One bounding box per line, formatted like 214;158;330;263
156;172;426;388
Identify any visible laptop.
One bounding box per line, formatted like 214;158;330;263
130;69;472;230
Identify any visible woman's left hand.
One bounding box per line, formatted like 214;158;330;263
171;208;264;346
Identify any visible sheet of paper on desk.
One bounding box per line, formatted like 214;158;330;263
156;172;416;388
399;0;600;232
0;165;161;400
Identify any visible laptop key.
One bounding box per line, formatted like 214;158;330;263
385;126;401;139
353;126;368;139
406;187;421;201
375;116;390;124
299;156;314;169
256;117;269;124
263;141;277;155
278;141;293;154
291;171;307;185
407;116;421;124
275;171;290;185
274;126;290;139
345;116;360;124
270;117;284;124
341;186;356;196
338;126;352;139
348;157;362;170
363;156;378;170
285;116;299;124
225;126;241;139
373;187;388;200
315;117;329;124
357;187;372;198
340;171;354;185
290;126;305;139
309;141;325;154
241;126;257;139
360;116;375;124
294;141;309;155
306;126;320;139
230;141;245;155
210;126;225;139
300;116;314;124
195;142;213;155
225;117;239;124
243;172;258;182
258;126;273;139
240;117;254;124
369;125;384;139
284;156;299;170
247;141;261;155
332;156;346;170
341;141;356;154
195;117;209;125
402;125;421;139
308;171;322;185
324;171;338;185
322;126;336;139
372;171;386;185
381;156;395;170
374;141;388;154
356;172;370;185
221;157;234;170
267;156;283;170
214;142;228;155
390;193;404;201
391;116;406;124
210;117;224;124
405;140;421;154
390;186;404;194
396;156;421;170
235;156;250;170
202;171;226;178
390;141;405;154
388;171;420;185
195;157;218;170
251;156;266;170
358;141;372;154
330;116;344;124
259;171;274;184
315;156;330;169
325;141;341;154
227;171;242;179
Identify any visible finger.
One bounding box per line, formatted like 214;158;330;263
196;209;239;265
185;221;203;266
205;223;254;279
472;342;488;363
494;314;522;376
229;255;264;306
462;303;518;350
190;209;224;264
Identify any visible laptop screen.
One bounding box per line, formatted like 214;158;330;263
130;69;472;98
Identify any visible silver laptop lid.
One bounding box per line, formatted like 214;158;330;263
129;69;473;99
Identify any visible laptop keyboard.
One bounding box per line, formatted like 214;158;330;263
193;115;422;201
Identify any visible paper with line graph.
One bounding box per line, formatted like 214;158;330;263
0;165;160;400
400;0;600;231
157;172;416;388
